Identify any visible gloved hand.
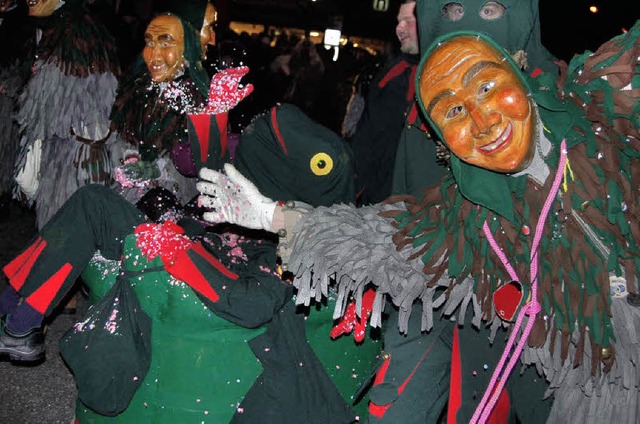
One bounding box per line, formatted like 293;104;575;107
114;157;160;188
134;221;194;266
330;288;376;343
197;163;278;231
204;66;254;114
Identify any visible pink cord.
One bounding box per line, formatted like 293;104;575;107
470;140;567;424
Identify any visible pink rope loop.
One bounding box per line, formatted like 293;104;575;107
471;140;567;424
525;300;541;315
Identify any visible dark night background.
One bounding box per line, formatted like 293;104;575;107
539;0;638;62
227;0;638;62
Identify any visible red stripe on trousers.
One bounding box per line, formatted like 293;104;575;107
3;237;46;291
25;263;73;314
447;326;462;423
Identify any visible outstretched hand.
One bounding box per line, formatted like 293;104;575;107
197;163;277;231
204;66;254;114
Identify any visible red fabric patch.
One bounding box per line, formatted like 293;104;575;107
368;356;392;418
378;60;410;89
330;288;376;342
487;387;510;424
493;281;524;322
25;263;73;314
447;326;462;423
164;242;239;304
188;114;212;163
191;242;238;280
3;237;46;291
407;103;418;126
134;221;193;263
215;112;229;158
530;68;543;78
270;107;288;155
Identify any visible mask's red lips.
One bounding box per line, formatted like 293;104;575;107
478;122;512;155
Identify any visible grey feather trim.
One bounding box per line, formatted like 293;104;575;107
289;202;479;333
16;61;117;145
0;94;20;193
0;62;24;193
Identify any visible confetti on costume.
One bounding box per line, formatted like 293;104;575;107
279;23;640;423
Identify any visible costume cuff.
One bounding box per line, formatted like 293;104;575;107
275;201;313;271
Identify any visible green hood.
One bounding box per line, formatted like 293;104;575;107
234;104;355;207
156;0;209;33
416;0;557;74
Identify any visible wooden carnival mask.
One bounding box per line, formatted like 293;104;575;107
27;0;59;16
143;14;186;83
418;35;535;173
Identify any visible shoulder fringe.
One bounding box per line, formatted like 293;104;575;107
17;61;117;146
288;203;485;333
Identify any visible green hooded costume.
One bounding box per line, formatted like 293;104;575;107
3;101;377;422
276;19;640;424
392;0;559;199
109;12;210;206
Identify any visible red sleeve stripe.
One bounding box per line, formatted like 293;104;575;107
216;113;229;158
191;243;238;280
167;253;220;303
189;114;212;163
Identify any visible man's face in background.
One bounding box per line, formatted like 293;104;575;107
396;2;419;55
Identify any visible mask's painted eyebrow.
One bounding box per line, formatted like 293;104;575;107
425;89;455;115
423;60;503;115
462;61;501;87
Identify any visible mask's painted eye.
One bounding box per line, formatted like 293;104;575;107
478;81;496;95
310;152;333;176
446;105;463;119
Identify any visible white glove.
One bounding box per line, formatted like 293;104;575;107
197;163;278;232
